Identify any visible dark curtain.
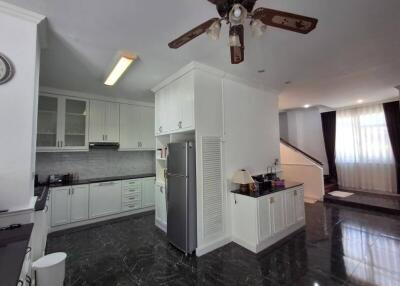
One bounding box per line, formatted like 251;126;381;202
321;111;337;180
383;101;400;194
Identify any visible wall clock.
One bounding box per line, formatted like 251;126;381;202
0;53;14;85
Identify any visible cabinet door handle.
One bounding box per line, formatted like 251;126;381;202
61;141;63;148
270;197;275;204
178;121;182;129
159;126;162;133
294;190;297;196
71;188;74;195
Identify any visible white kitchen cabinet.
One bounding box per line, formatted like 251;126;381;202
120;104;155;150
142;177;156;207
37;95;89;152
155;183;167;231
89;100;120;143
257;196;272;242
295;188;305;222
284;189;296;228
89;181;122;218
154;72;194;135
51;186;70;226
70;185;89;222
51;185;89;226
231;185;305;253
270;192;286;235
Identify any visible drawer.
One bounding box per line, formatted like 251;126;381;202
122;201;141;211
122;179;141;188
122;185;142;192
122;188;141;196
122;193;142;203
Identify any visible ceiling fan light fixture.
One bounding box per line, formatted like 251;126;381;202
251;19;267;38
229;34;241;47
229;4;247;25
206;20;221;40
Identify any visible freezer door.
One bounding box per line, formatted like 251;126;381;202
167;174;188;252
167;143;187;176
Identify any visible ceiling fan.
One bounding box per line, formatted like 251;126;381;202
168;0;318;64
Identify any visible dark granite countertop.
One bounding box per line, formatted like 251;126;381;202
34;186;49;211
231;181;303;198
40;173;156;188
0;223;34;286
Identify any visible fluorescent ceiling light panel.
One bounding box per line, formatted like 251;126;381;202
104;54;137;86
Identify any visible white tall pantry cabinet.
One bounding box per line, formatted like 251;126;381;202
152;63;226;256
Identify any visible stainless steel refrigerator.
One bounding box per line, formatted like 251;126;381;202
166;141;197;254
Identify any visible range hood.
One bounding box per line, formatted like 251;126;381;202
89;142;120;150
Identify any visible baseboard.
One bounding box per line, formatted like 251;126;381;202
304;197;319;204
155;218;167;233
195;236;231;257
232;237;257;253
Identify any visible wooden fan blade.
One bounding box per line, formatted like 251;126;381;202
241;0;258;12
168;18;220;49
230;25;244;64
253;7;318;34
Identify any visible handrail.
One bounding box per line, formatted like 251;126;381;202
280;138;323;167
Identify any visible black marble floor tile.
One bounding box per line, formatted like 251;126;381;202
47;202;400;286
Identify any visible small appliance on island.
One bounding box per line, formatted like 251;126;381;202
231;170;305;253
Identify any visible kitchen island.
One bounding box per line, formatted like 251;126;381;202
231;182;305;253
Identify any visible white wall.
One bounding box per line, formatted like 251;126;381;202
224;79;280;182
280;143;325;201
0;3;44;211
280;107;329;175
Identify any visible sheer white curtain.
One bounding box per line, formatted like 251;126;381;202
335;104;397;193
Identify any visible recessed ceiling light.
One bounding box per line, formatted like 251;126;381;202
304;104;310;108
357;99;364;104
285;81;292;85
257;69;265;73
104;53;137;86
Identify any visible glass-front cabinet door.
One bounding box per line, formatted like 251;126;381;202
37;95;59;149
37;95;89;152
64;98;88;149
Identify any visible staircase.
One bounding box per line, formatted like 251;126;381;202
324;175;338;194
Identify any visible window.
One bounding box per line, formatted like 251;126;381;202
335;104;396;192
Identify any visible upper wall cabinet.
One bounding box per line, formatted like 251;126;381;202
37;95;89;152
155;72;194;135
120;104;155;150
89;100;120;143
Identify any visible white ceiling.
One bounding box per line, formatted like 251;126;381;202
3;0;400;107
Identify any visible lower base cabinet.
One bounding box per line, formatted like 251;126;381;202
155;183;167;231
50;177;156;229
232;185;305;253
142;177;156;207
51;185;89;226
89;181;122;218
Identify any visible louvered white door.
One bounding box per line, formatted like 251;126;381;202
201;137;223;239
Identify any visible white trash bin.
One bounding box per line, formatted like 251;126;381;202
32;252;67;286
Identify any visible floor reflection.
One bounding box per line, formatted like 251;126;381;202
46;202;400;286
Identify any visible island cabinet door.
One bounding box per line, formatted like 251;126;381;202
295;188;305;222
284;189;296;228
257;196;272;242
269;192;285;235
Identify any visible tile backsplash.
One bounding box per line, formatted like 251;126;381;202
36;150;155;182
